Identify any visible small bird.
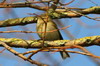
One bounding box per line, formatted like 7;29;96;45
36;16;70;59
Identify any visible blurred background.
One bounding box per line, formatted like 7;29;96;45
0;0;100;66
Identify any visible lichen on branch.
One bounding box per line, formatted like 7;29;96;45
0;6;99;27
0;36;100;48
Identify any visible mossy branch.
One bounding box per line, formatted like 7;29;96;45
0;17;37;27
0;36;100;48
0;6;100;27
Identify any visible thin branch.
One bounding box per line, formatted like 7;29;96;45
27;47;50;59
88;0;98;6
0;0;6;3
0;2;47;10
66;50;100;59
0;48;6;53
22;49;50;55
0;25;71;33
59;0;74;6
23;49;100;59
0;41;48;66
69;10;100;21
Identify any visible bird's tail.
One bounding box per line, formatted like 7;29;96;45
60;50;70;59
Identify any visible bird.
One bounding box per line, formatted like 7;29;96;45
36;16;70;59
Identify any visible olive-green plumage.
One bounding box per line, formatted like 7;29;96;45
36;17;70;59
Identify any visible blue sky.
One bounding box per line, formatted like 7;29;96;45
0;0;100;66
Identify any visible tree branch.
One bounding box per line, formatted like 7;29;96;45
0;2;47;10
0;16;37;27
0;36;100;48
0;41;48;66
0;6;99;27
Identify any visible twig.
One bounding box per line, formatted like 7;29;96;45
0;25;71;33
63;7;100;21
88;0;98;6
66;50;100;59
0;2;47;11
0;0;6;3
72;45;91;53
68;45;100;59
59;0;74;6
27;47;50;59
23;49;100;59
22;49;50;55
49;47;100;59
0;41;48;66
32;13;48;47
0;48;6;53
70;10;100;21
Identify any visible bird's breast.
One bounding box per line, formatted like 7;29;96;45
36;21;61;40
